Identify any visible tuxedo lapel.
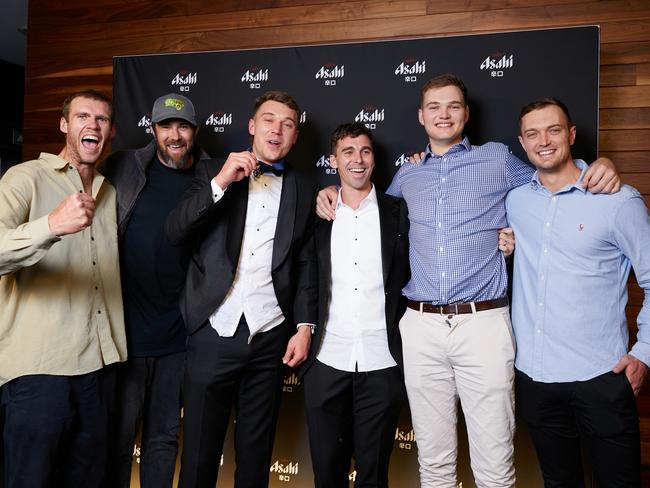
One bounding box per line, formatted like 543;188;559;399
226;179;249;268
272;170;296;270
378;192;399;288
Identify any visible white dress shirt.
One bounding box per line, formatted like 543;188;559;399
317;186;397;372
209;173;284;340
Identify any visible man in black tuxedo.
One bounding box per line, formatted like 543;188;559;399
298;123;410;487
166;91;317;488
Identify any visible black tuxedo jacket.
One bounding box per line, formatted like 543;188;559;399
165;157;318;335
298;191;410;378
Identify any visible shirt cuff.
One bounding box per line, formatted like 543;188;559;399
296;323;316;334
210;178;226;203
630;342;650;369
37;213;62;243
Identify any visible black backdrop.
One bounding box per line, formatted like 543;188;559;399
113;26;599;487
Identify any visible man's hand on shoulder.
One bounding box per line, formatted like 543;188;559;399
582;157;620;194
282;325;312;368
409;151;426;164
48;193;95;236
613;354;648;396
315;186;338;221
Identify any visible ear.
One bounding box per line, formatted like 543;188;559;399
418;108;424;127
464;105;470;123
248;118;255;137
329;154;338;169
569;125;576;146
60;116;68;135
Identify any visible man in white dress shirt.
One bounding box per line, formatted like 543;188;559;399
299;123;410;488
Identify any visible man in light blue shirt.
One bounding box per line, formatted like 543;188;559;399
507;97;650;487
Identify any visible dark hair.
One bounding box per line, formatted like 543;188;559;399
62;90;113;122
329;122;374;154
252;90;300;121
420;73;468;106
519;97;573;128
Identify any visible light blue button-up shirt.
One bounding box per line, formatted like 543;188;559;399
386;137;533;303
507;159;650;382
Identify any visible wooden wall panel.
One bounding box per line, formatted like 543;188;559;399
23;0;650;472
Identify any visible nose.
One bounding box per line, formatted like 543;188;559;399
169;125;181;140
539;131;550;146
439;106;451;118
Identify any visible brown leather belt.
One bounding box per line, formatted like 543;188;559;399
407;296;509;315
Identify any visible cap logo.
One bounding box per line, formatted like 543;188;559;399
164;98;185;111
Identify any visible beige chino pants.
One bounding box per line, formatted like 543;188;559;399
399;305;516;488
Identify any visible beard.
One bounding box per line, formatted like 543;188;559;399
154;136;193;170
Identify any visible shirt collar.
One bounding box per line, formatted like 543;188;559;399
530;159;588;194
423;137;471;163
40;152;70;171
336;184;378;211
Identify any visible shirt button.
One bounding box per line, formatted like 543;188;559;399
438;198;443;204
438;222;442;228
441;177;446;183
545;222;550;227
536;329;541;334
92;261;96;265
439;247;443;252
543;248;548;253
97;310;102;314
441;272;445;277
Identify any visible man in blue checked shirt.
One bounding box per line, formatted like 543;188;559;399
507;97;649;487
317;73;619;488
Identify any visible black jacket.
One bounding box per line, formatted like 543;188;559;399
165;157;318;335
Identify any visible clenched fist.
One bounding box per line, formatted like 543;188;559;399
48;192;96;236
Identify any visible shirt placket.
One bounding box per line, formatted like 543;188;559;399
436;156;448;304
533;191;558;379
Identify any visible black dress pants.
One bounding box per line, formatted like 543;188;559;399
516;369;640;488
304;360;404;488
179;318;289;488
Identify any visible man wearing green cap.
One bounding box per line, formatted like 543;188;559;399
101;93;207;488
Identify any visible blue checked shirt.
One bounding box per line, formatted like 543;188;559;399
386;137;533;303
507;160;650;382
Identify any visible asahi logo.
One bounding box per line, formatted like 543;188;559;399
480;52;514;78
395;153;410;167
171;72;197;85
283;372;299;392
355;106;385;129
137;114;152;134
241;66;269;89
395;426;415;450
270;460;298;481
316;63;345;86
270;460;299;475
315;154;337;175
395;58;426;82
395;427;415;442
205;112;233;132
171;71;197;91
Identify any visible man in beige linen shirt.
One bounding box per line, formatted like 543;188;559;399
0;90;126;488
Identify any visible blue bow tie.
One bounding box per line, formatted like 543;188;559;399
255;159;285;177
